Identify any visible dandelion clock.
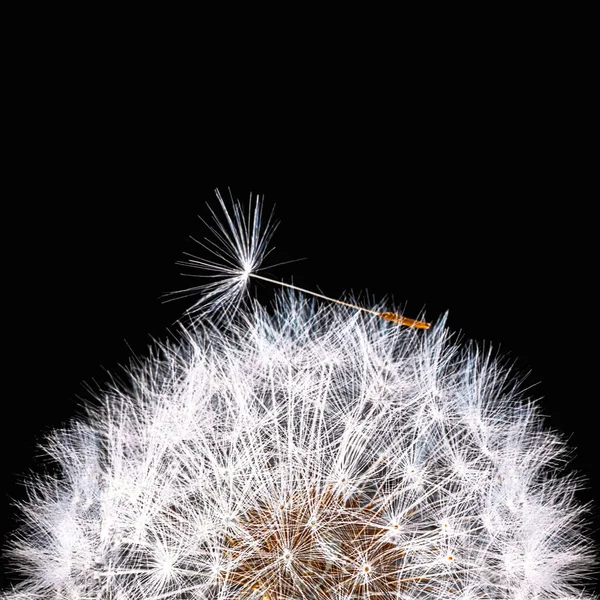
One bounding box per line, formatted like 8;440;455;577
2;191;597;599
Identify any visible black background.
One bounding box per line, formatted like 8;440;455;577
2;19;597;592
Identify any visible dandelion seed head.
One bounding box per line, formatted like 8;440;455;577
2;193;597;599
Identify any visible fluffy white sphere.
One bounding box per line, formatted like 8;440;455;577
3;294;596;598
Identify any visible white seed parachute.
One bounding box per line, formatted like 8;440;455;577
2;191;597;599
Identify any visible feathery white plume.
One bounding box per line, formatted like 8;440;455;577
2;191;596;599
175;189;278;318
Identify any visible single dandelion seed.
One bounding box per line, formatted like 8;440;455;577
175;188;430;329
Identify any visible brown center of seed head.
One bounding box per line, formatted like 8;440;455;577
222;487;407;598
